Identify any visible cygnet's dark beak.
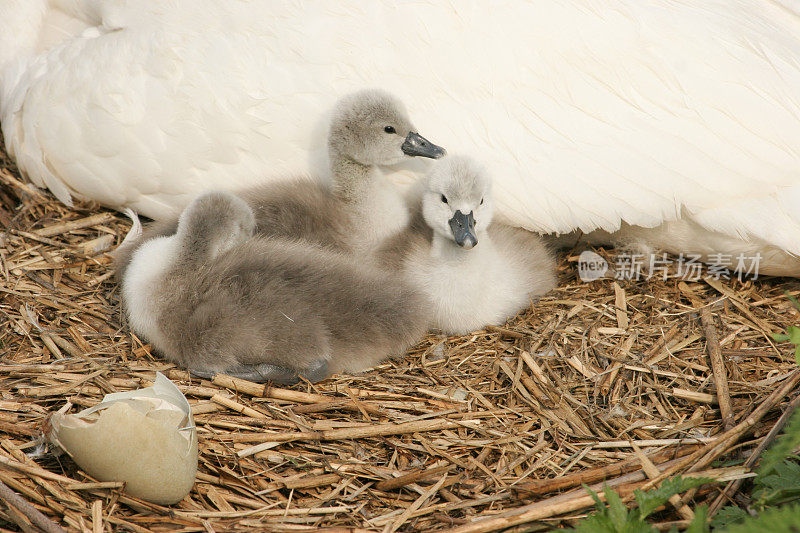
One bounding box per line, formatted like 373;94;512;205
449;210;477;249
401;132;446;159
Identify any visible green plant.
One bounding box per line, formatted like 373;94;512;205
753;459;800;509
569;292;800;532
770;292;800;366
569;410;800;532
716;504;800;533
712;410;800;529
566;477;711;533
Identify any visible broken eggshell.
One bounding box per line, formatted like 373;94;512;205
47;372;197;505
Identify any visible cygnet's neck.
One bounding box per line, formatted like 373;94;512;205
329;147;379;202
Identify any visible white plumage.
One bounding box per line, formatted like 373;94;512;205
2;1;799;273
378;155;557;334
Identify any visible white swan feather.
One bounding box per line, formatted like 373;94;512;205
2;0;799;272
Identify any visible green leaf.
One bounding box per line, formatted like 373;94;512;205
786;326;800;346
583;484;605;511
785;291;800;313
685;504;709;533
720;504;800;533
604;485;628;530
758;409;800;476
634;476;713;519
567;485;655;533
753;459;800;509
566;485;618;533
771;325;800;366
773;292;800;367
567;514;613;533
710;505;748;530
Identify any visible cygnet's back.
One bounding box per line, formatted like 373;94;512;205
378;156;557;335
238;178;350;251
121;191;430;383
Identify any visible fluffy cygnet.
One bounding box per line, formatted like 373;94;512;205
378;155;557;335
241;88;445;252
120;191;430;383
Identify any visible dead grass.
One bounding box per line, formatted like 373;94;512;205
1;143;800;532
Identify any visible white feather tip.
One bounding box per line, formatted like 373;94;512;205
120;208;143;247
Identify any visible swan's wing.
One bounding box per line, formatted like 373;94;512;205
3;0;799;255
369;1;800;253
1;1;310;218
249;1;800;253
464;1;800;255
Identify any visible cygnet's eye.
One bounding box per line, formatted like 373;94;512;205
480;198;484;205
384;125;396;134
441;194;448;204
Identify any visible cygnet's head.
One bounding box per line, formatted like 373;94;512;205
421;156;493;250
329;89;446;166
177;191;256;259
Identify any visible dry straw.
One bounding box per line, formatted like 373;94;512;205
1;142;799;531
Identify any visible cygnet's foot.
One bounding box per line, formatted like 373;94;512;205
190;360;329;385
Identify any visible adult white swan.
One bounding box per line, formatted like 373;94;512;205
2;0;799;275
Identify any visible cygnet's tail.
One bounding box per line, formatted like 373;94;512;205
120;208;143;247
109;208;144;283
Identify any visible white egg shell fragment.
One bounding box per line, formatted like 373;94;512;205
47;373;197;505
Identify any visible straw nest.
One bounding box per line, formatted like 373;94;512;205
1;141;800;532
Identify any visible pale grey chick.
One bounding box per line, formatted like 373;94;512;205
377;155;557;335
122;191;430;383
